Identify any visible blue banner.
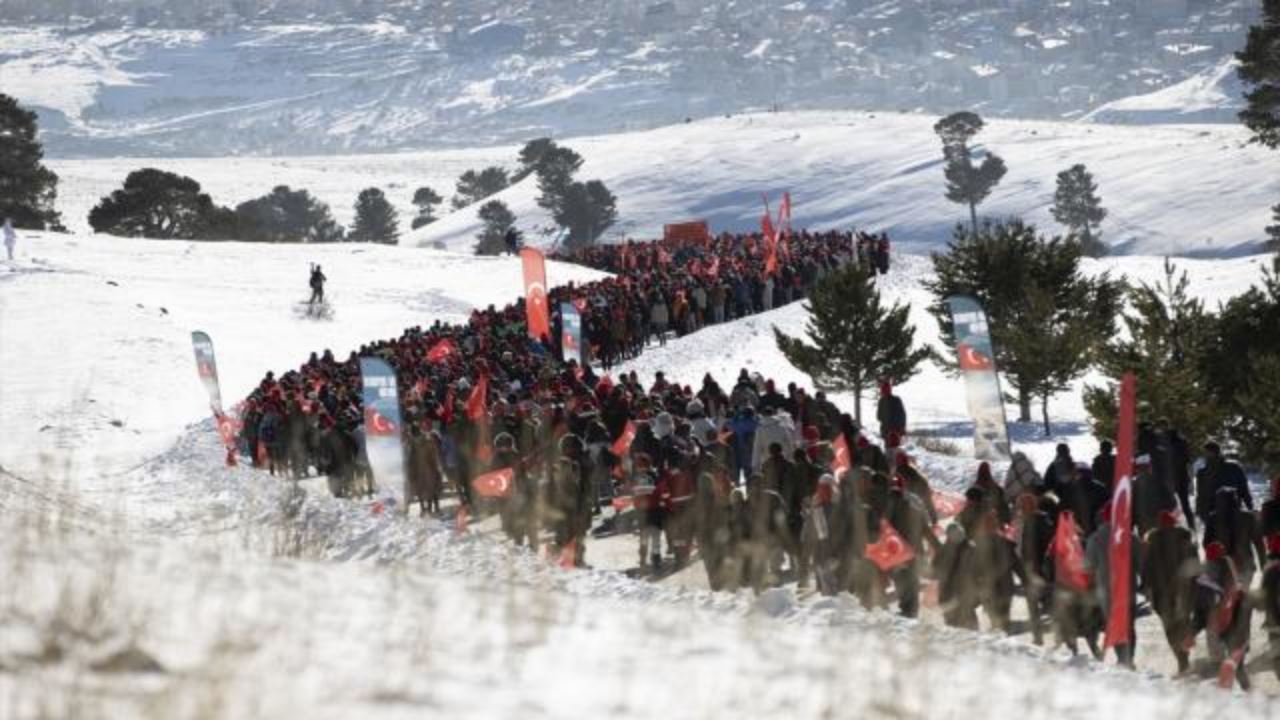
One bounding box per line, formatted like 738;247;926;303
946;296;1011;461
191;330;223;415
560;302;582;364
360;357;407;498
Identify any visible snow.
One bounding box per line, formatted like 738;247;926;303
2;223;1279;716
1083;57;1247;125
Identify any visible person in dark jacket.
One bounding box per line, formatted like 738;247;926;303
935;523;979;630
1203;486;1267;591
1142;510;1199;674
884;480;941;618
1161;423;1196;530
1196;442;1254;527
1091;440;1116;489
1133;454;1178;536
875;381;907;442
1261;533;1280;682
1017;493;1056;645
1041;443;1076;498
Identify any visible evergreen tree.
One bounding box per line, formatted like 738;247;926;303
1237;0;1280;149
515;137;558;182
410;186;443;229
1266;203;1280;251
452;167;509;209
88;168;232;239
532;143;585;213
350;187;399;244
933;111;1007;234
1083;259;1224;445
554;180;617;249
475;199;516;256
926;219;1122;423
0;93;62;230
774;263;929;424
235;185;344;242
1051;163;1107;257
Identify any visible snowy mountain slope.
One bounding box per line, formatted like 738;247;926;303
1083;58;1249;125
2;233;1279;716
0;232;605;483
48;111;1280;257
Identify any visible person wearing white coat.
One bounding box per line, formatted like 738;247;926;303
751;406;796;474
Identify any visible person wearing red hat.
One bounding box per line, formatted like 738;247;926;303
1141;508;1199;674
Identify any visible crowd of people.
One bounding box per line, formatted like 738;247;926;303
229;226;1279;690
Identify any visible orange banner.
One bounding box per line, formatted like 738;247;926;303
519;247;551;341
663;220;710;245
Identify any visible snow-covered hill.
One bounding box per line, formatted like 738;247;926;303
2;231;1278;716
50;112;1280;257
1083;58;1249;125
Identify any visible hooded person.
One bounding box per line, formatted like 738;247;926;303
1042;443;1077;498
1004;451;1041;500
1141;509;1200;674
751;404;796;474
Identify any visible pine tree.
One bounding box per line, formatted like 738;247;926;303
88;168;232;239
350;187;399;244
532;144;584;213
1237;0;1280;149
1051;163;1107;257
925;219;1122;423
1266;203;1280;251
0;93;62;230
452;167;509;209
410;186;443;229
933;111;1007;234
774;263;929;424
235;185;344;242
1083;259;1224;445
554;180;617;249
475;200;516;255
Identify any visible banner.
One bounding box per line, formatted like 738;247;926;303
191;331;224;415
520;247;551;341
360;357;407;498
560;302;583;364
946;296;1011;461
1105;372;1137;649
663;220;710;245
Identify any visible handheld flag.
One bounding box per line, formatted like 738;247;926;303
520;247;551;341
473;467;515;498
1104;372;1137;650
865;520;915;572
1053;511;1090;592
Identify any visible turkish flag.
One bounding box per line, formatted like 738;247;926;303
830;434;851;478
611;420;637;457
426;338;456;363
363;407;398;437
1053;511;1090;592
466;374;489;421
473;467;515;498
865;520;915;572
956;343;994;371
1105;372;1137;649
932;490;967;519
520;247;551;340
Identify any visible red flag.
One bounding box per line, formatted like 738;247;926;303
466;374;489;420
932;489;967;519
780;192;792;231
830;434;851;478
1053;511;1090;592
956;343;995;371
1105;372;1137;649
611;496;634;511
761;211;776;246
611;420;637;457
520;247;551;340
473;467;515;498
865;519;915;572
426;338;456;363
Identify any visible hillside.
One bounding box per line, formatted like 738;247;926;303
0;1;1261;157
50;111;1280;257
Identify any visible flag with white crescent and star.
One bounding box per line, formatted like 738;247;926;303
945;296;1011;461
520;247;551;341
1105;372;1137;649
359;357;407;498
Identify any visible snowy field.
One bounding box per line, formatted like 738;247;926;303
48;110;1280;258
2;229;1278;718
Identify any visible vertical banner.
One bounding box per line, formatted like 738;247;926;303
946;296;1012;461
560;302;582;364
520;247;551;341
1105;372;1137;649
359;357;407;498
191;331;224;415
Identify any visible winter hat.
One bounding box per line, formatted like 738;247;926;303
976;461;994;486
895;452;911;468
653;412;675;440
686;399;704;417
1157;510;1179;529
1205;541;1228;563
879;381;892;397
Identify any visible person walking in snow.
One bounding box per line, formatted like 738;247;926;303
309;263;327;305
1196;442;1253;527
1141;510;1199;674
875;381;906;442
3;218;15;261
